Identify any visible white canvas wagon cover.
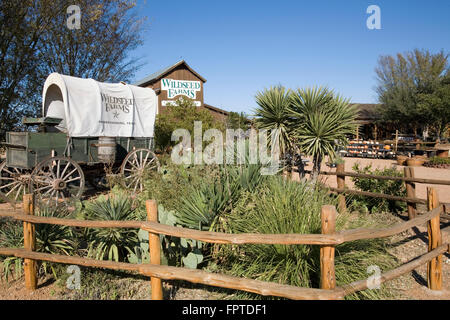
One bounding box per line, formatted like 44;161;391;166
42;73;158;137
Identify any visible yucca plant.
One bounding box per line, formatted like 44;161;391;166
0;206;76;279
254;86;294;158
85;192;138;262
35;206;76;276
289;87;357;178
0;220;23;280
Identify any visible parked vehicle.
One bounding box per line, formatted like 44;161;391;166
0;73;160;207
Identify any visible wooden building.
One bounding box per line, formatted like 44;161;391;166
133;60;229;122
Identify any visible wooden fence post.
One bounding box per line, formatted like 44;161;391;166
336;162;346;212
426;187;442;290
23;193;37;290
404;166;416;220
320;205;336;291
146;200;163;300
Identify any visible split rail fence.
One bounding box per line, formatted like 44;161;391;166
298;162;450;220
0;188;448;300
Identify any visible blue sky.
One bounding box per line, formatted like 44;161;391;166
130;0;450;114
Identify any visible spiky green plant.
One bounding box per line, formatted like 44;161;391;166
35;206;76;276
85;192;138;262
289;87;357;177
254;86;294;157
0;220;23;280
216;177;398;300
0;206;76;279
174;163;264;232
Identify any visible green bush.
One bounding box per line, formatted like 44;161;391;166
154;98;225;152
0;206;76;279
85;192;138;262
427;156;450;165
213;177;397;299
350;163;407;214
174;164;264;232
0;219;23;280
142;161;219;213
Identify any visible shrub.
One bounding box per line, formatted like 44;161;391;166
0;206;76;279
85;192;138;262
142;161;219;213
0;219;23;280
154;98;225;152
350;163;407;214
174;164;264;232
427;156;450;165
213;177;398;299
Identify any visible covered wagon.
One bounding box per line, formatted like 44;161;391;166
0;73;160;206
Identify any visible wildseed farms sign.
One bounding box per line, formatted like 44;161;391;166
161;78;201;99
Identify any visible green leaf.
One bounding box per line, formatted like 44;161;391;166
182;252;199;269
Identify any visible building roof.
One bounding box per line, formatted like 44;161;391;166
133;60;207;87
204;103;229;116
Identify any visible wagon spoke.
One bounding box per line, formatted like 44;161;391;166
3;167;14;175
65;176;81;184
35;185;53;192
56;160;61;178
0;181;18;190
60;162;70;180
5;182;21;196
62;167;77;181
0;177;15;181
14;185;23;201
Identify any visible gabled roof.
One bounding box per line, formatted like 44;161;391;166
204;103;229;116
133;60;207;87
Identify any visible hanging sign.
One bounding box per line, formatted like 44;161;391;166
161;78;201;99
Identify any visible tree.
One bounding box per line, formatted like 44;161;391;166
416;71;450;139
226;111;250;130
154;99;225;153
37;0;145;82
0;0;145;139
289;87;357;177
375;49;449;136
0;1;58;135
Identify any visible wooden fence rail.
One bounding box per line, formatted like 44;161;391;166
296;162;450;221
0;190;447;300
302;168;450;186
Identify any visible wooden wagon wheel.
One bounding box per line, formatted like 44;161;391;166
120;148;160;192
30;156;85;207
0;161;30;204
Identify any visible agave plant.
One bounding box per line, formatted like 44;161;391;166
174;162;264;232
0;220;23;280
0;206;75;279
35;206;76;275
289;87;357;177
85;192;138;262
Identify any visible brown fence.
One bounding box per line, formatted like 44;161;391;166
298;162;450;220
0;189;448;300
